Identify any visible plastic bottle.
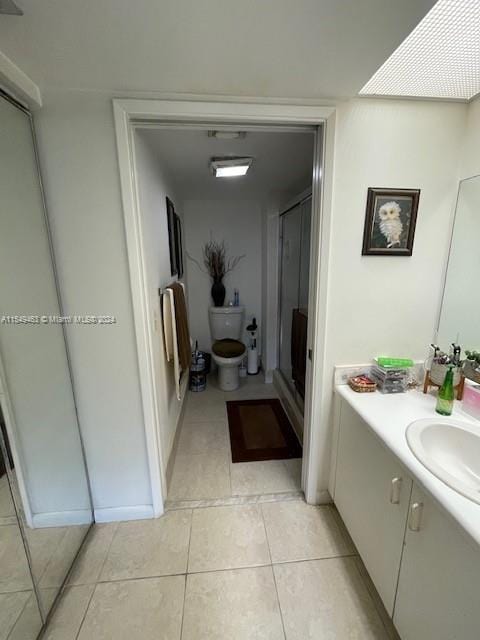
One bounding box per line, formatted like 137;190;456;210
436;366;455;416
234;289;239;306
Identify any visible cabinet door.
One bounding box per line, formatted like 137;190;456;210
394;485;480;640
334;401;412;615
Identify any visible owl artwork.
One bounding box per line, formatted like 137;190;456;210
377;201;403;248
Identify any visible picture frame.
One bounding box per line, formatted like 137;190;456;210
362;188;420;256
174;213;184;278
166;197;178;276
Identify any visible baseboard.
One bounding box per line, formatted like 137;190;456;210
94;505;155;523
32;509;93;528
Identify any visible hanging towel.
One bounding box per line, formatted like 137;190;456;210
167;282;191;371
162;292;174;362
291;308;308;399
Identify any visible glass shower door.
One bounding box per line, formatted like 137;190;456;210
278;197;312;408
279;204;302;385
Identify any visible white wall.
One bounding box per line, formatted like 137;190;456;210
460;96;480;179
314;98;467;498
26;88;473;515
184;200;262;354
134;130;186;468
33;91;152;519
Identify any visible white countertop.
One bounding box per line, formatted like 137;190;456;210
335;385;480;547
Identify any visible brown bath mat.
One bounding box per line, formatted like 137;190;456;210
226;398;302;463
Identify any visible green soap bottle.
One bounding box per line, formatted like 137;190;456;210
436;366;455;416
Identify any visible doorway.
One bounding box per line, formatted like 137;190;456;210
113;99;334;512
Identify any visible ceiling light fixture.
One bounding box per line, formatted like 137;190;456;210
208;130;246;140
210;157;252;178
359;0;480;101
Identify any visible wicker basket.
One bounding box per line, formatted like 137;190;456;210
348;376;377;393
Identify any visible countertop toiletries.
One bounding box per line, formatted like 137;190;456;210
234;289;239;306
371;362;408;394
348;374;377;393
376;357;414;368
436;365;455;415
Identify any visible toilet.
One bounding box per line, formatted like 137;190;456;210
209;306;246;391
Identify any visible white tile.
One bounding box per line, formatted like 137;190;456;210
7;593;43;640
182;566;284;640
184;392;227;422
24;526;69;584
77;576;185;640
262;501;354;563
100;510;191;581
43;585;95;640
231;459;301;496
0;475;15;519
39;525;90;588
68;523;118;585
177;420;228;456
168;450;231;500
188;504;270;573
226;379;278;401
274;558;389;639
0;591;31;640
0;525;34;593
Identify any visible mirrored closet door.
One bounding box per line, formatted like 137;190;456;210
0;90;93;636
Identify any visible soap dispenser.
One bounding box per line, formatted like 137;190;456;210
435;365;454;416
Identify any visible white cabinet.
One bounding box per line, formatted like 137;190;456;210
334;402;413;615
333;398;480;640
394;484;480;640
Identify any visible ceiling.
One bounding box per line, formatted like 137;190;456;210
0;0;435;99
137;127;314;203
360;0;480;101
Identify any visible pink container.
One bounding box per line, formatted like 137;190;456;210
462;384;480;421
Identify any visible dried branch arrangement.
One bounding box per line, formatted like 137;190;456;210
187;239;245;281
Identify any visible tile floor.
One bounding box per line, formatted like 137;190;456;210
42;376;398;638
167;376;303;505
42;499;397;639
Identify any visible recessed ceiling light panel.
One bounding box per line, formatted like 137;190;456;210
210;157;252;178
359;0;480;101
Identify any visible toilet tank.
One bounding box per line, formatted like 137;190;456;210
209;306;245;341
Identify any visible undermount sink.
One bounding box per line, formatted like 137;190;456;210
406;418;480;505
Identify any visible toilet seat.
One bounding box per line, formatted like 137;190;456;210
212;339;245;359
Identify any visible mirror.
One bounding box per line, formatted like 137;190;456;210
0;419;43;640
437;175;480;351
0;90;93;632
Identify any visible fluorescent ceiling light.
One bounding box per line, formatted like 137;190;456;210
359;0;480;101
210;157;252;178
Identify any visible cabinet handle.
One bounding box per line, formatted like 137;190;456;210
408;502;424;531
390;477;402;504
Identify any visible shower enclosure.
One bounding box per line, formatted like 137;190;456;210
0;90;93;638
278;194;312;412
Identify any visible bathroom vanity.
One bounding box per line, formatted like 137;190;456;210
330;387;480;640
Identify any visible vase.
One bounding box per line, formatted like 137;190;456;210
211;279;226;307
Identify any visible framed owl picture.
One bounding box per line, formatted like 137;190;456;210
362;188;420;256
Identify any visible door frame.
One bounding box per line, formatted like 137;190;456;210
113;99;336;514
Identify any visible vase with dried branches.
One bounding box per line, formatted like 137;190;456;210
188;239;245;307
